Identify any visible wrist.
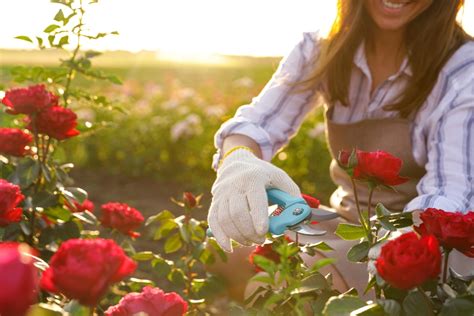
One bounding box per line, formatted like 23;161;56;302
218;146;256;168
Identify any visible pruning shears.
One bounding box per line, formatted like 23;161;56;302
207;188;339;237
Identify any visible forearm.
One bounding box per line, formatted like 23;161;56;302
222;134;263;159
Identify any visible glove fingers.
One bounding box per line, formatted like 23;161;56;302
229;194;261;245
246;185;270;237
269;169;301;197
219;198;251;246
207;199;232;252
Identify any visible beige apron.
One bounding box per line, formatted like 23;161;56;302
294;106;472;295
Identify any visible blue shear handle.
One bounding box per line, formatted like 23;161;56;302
267;188;311;235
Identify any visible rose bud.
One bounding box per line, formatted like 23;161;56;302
104;286;188;316
0;128;33;157
0;242;38;316
0;179;24;227
183;192;197;208
99;202;144;238
2;84;58;115
40;238;136;307
415;208;474;257
375;232;441;290
249;243;281;272
27;106;80;140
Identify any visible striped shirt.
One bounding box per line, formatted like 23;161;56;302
213;32;474;212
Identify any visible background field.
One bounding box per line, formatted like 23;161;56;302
0;49;335;218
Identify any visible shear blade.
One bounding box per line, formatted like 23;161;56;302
310;208;340;222
289;224;327;236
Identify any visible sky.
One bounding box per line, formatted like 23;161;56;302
1;0;473;57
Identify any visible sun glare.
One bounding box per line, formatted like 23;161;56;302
0;0;473;60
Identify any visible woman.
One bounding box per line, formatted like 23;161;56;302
208;0;474;297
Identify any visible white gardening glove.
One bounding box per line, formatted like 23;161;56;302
208;148;301;252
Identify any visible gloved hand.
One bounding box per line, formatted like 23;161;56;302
208;148;301;252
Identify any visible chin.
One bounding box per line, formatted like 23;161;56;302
364;0;433;32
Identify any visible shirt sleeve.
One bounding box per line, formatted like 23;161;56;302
212;32;322;170
405;77;474;213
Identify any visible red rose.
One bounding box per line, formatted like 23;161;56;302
301;193;320;208
2;84;58;115
40;238;136;307
375;232;441;290
27;106;80;140
0;242;38;316
249;243;281;272
0;128;32;157
339;149;409;186
66;199;95;213
415;208;474;257
183;192;197;208
104;286;188;316
100;202;144;238
0;179;24;227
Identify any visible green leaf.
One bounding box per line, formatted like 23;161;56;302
402;291;434;316
56;221;81;240
164;233;183;253
62;187;88;203
296;272;328;292
440;298;474;316
307;241;334;251
145;210;174;226
323;295;367;316
28;303;64;315
36;37;44;48
58;35;69;46
350;303;385;316
375;203;392;217
54;9;65;21
32;192;57;208
379;299;401;316
252;255;277;274
63;300;90;316
43;207;72;221
335;223;366;240
15;35;33;43
151;256;172;277
250;275;274;285
85;50;102;58
347;241;370;262
71;210;97;225
168;268;185;286
132;251;155;261
44;24;61;33
107;74;122;84
311;257;336;271
153;219;178;240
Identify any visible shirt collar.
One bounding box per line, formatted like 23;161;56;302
353;41;413;79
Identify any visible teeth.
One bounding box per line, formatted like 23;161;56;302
382;0;406;9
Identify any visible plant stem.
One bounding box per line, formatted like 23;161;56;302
367;186;375;244
89;307;95;316
442;248;451;283
350;177;369;236
63;0;84;106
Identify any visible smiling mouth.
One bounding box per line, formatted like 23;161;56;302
382;0;412;10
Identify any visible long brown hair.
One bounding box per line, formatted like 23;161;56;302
296;0;471;118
